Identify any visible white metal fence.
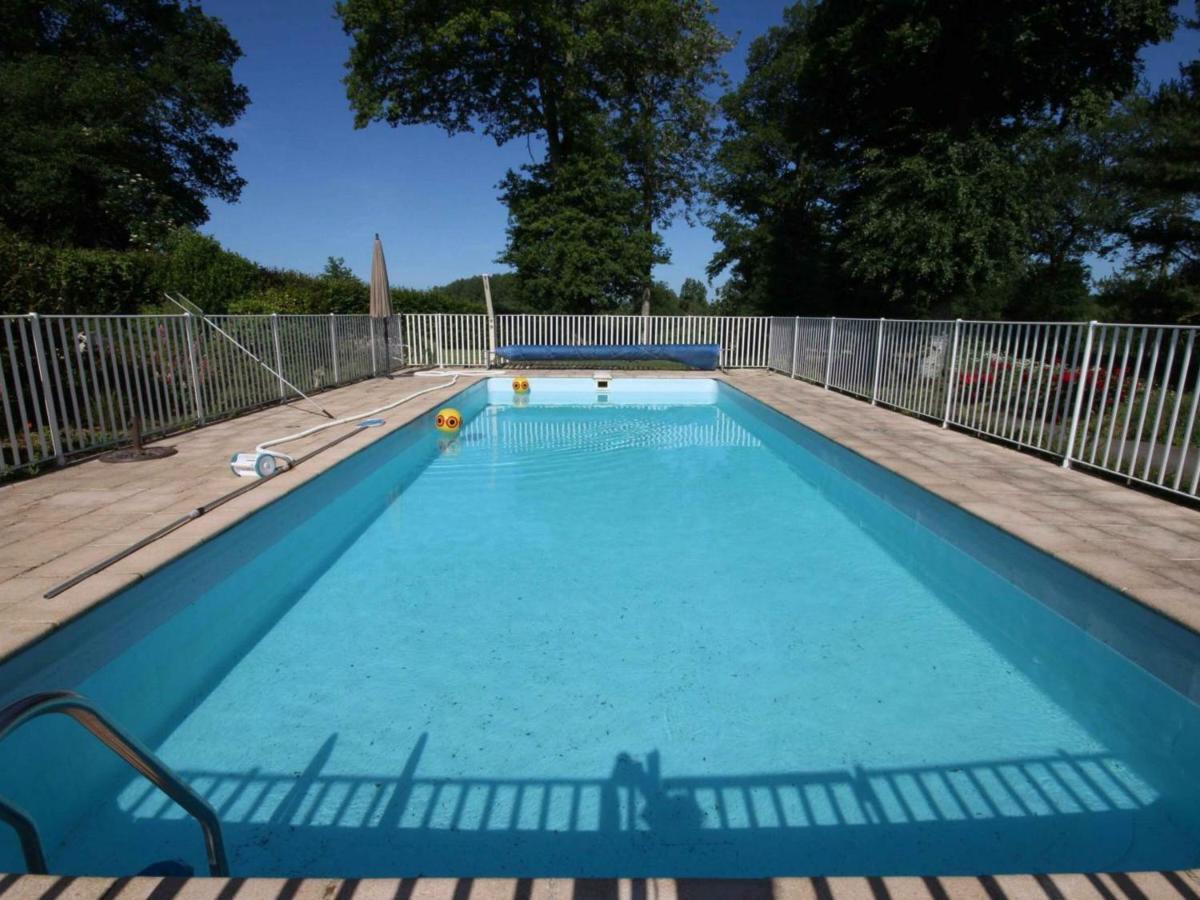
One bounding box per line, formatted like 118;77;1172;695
768;316;1200;502
0;312;404;476
0;311;768;476
400;314;771;370
7;309;1200;504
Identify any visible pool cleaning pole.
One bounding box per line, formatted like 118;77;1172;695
165;292;334;419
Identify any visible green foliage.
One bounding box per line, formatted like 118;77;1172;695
339;0;598;167
0;0;249;249
424;272;534;313
1097;264;1200;323
957;260;1099;321
339;0;728;308
499;152;668;312
587;0;731;224
706;6;862;315
842;135;1032;311
150;230;261;312
1108;61;1200;280
708;0;1182;319
796;0;1175;152
678;277;708;312
0;227;156;314
0;226;527;317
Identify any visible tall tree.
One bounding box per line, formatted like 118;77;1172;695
1110;60;1200;278
709;0;1179;316
339;0;728;312
499;150;666;312
678;277;708;312
587;0;730;315
339;1;596;171
1100;56;1200;322
0;0;249;249
706;5;863;315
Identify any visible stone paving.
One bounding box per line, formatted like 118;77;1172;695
0;372;480;660
1;871;1198;900
730;373;1200;635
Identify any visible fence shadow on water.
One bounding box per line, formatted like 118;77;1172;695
67;732;1197;880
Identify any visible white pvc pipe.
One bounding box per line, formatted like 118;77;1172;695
255;373;468;464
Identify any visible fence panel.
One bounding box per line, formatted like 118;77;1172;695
1067;324;1200;495
789;318;831;383
944;321;1089;457
1;316;52;474
199;315;279;419
2;312;394;476
875;319;956;420
46;314;197;449
442;314;489;367
333;315;372;383
767;317;797;374
495;314;643;349
827;318;877;399
13;309;1200;503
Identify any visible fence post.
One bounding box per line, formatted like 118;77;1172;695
329;314;339;384
823;317;836;388
183;312;205;425
941;319;962;428
27;313;65;466
870;318;885;405
270;314;285;399
368;317;377;376
790;317;800;379
482;274;497;368
1062;320;1098;469
435;314;445;369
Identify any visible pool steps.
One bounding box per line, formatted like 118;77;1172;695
0;691;228;877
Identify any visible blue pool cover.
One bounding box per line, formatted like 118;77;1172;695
496;343;721;369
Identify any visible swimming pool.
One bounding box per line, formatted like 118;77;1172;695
1;376;1198;877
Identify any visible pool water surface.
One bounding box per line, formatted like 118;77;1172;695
1;378;1198;877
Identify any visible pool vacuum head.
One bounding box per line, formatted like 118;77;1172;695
230;451;278;478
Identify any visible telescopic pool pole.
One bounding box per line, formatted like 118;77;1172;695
165;292;335;419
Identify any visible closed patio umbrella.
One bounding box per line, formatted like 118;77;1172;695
370;234;394;374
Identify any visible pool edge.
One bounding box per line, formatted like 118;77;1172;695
0;375;488;666
723;373;1200;641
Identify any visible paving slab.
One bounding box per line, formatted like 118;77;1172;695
726;372;1200;634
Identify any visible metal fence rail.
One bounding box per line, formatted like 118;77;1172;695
768;316;1200;502
0;311;770;477
9;307;1200;504
0;312;405;476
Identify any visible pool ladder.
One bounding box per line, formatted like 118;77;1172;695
0;690;229;876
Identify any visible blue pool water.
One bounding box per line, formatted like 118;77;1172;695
1;377;1199;877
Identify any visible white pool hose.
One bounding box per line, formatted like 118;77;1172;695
255;372;473;465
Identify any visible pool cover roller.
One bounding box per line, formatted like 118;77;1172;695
495;343;721;370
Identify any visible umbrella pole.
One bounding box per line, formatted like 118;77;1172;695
383;318;392;378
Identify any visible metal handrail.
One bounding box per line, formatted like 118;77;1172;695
0;690;229;876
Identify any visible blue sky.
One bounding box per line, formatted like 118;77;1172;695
199;1;1198;293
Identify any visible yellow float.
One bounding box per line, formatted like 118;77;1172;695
434;408;462;433
513;377;530;394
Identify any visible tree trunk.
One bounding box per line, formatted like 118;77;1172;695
641;180;653;342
